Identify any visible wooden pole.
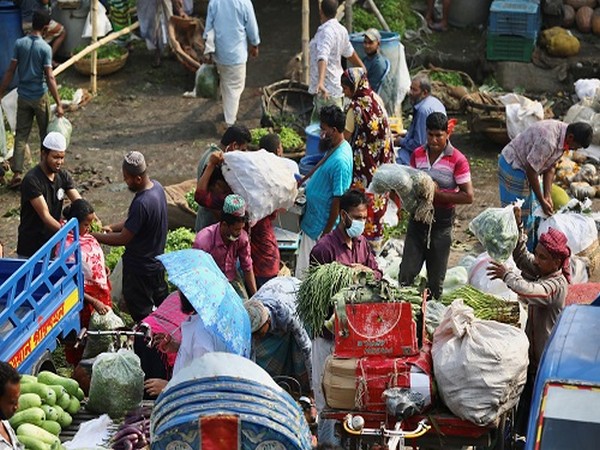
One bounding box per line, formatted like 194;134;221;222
365;0;390;31
91;0;98;95
54;22;139;76
345;0;353;33
301;0;309;84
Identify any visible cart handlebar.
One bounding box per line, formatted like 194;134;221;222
343;414;431;439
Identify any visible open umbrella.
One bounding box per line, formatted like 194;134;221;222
157;249;251;357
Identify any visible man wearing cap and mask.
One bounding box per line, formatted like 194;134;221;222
243;277;312;393
193;194;257;298
361;28;388;93
93;151;168;322
17;131;81;258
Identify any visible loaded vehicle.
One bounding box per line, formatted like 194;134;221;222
0;219;83;374
525;298;600;450
319;280;519;450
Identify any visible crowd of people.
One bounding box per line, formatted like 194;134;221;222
0;0;597;448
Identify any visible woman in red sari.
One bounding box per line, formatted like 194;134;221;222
63;199;112;364
341;67;395;248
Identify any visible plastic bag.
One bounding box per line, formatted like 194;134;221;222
383;387;426;419
424;300;447;337
468;252;519;300
537;212;597;254
369;164;436;225
87;349;144;418
575;78;600;101
0;89;17;132
82;310;125;359
222;150;298;225
498;93;544;139
47;116;73;147
432;300;529;426
564;103;600;146
469;204;519;262
82;3;113;38
195;64;219;99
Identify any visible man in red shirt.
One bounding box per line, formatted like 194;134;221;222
398;112;473;299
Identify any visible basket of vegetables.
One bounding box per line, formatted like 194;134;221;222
73;43;129;76
250;126;305;158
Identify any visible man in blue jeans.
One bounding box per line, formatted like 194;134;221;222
0;9;63;189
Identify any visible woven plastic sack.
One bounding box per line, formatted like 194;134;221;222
87;349;144;418
82;310;125;359
369;164;435;225
195;64;219;99
222;150;298;225
47;116;73;147
469;204;519;262
537;212;596;255
432;300;529;426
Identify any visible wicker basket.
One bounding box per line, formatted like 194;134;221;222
74;50;129;76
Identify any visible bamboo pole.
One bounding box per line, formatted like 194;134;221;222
365;0;390;31
54;22;140;77
91;0;98;95
301;0;309;84
345;0;353;33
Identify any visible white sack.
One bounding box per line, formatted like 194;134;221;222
468;252;519;301
537;213;597;255
564;103;600;146
82;3;113;38
0;89;18;132
432;300;529;426
574;79;600;101
499;93;544;140
222;150;298;225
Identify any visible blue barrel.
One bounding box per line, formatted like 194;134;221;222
0;0;23;90
299;153;324;176
350;31;409;117
304;123;321;157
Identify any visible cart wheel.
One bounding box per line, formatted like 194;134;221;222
475;407;517;450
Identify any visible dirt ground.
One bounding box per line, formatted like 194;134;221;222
0;0;547;267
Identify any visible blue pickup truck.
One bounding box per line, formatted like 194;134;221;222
0;219;83;374
525;299;600;450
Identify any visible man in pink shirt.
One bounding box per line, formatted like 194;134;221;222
193;194;257;298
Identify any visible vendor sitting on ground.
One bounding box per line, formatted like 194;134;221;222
487;208;570;436
192;194;257;298
310;189;381;279
244;277;312;393
398;112;473;300
144;289;229;397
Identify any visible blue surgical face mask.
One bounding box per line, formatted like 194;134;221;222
345;214;366;238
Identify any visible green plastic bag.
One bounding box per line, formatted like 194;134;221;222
195;64;219;99
47;116;73;147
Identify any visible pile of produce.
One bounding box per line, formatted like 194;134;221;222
73;43;127;61
297;263;364;337
561;0;600;35
440;285;520;325
250;126;304;152
11;372;84;449
555;152;600;201
110;405;152;450
469;205;519;262
370;164;436;225
185;189;198;212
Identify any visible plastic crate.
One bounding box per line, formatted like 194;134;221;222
486;33;536;62
489;1;540;38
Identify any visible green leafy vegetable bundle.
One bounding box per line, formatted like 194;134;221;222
440;285;520;325
74;43;127;60
185;189;199;212
165;227;196;252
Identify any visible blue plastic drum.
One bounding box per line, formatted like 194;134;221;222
304;123;321;157
0;0;23;90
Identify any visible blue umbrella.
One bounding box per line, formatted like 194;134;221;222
157;249;251;357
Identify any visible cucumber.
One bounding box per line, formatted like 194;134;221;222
18;393;42;411
75;387;84;401
16;435;52;450
37;372;79;397
16;423;60;446
47;385;67;399
57;411;72;428
65;397;80;415
19;383;56;405
39;420;62;436
57;393;70;411
20;375;38;384
8;407;46;429
40;405;59;423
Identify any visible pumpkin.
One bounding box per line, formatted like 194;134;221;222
563;4;576;27
565;0;597;9
593;8;600;34
576;6;594;32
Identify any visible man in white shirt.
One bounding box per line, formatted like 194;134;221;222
309;0;365;122
0;362;22;450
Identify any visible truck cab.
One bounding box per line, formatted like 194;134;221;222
525;300;600;450
0;218;83;374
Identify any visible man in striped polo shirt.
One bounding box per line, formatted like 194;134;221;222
398;112;474;299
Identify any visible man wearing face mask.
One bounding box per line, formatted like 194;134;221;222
194;125;252;232
0;362;21;450
193;194;257;298
310;189;382;279
295;105;353;278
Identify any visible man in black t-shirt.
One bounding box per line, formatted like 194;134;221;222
17;131;81;257
93;151;168;322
